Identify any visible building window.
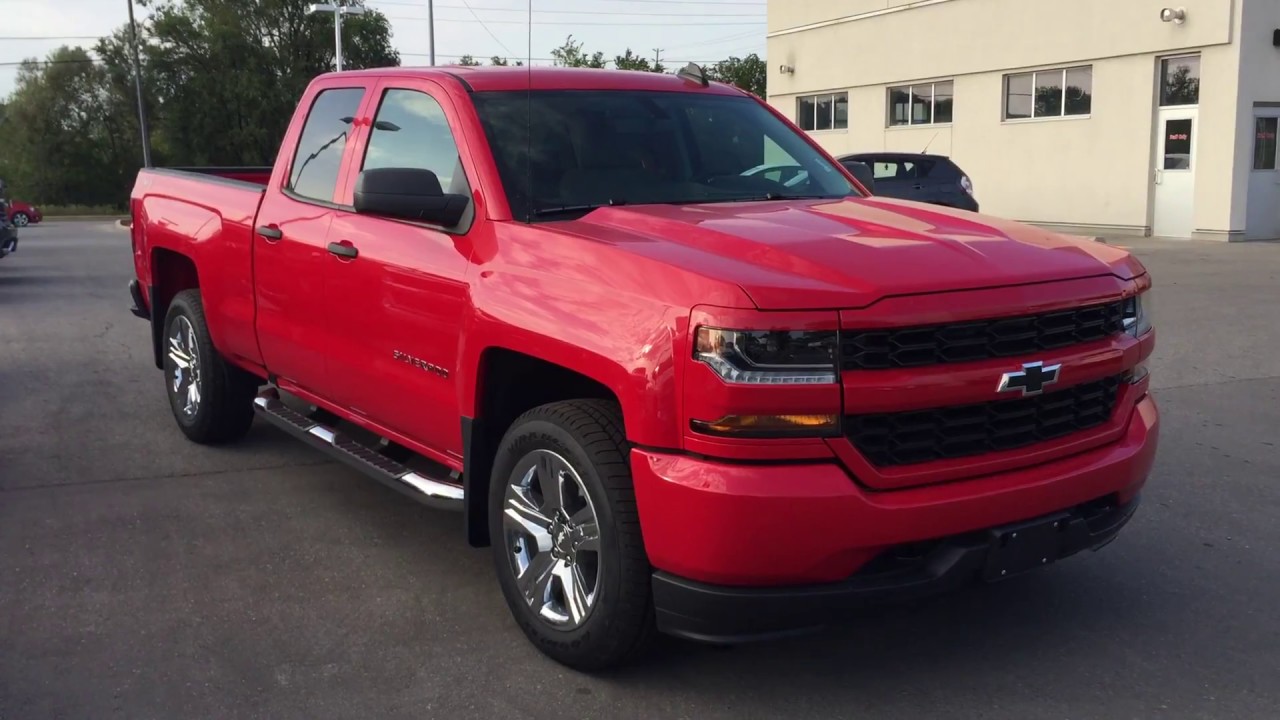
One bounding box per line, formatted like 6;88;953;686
888;81;953;126
1255;117;1278;171
1004;66;1092;120
1160;56;1200;107
796;92;848;131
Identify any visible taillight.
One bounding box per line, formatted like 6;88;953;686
960;175;974;196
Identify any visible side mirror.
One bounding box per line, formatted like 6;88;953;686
354;167;469;227
843;161;876;195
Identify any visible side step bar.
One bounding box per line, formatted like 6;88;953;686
253;391;464;512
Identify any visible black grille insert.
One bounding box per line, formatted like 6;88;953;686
845;375;1123;467
841;301;1124;371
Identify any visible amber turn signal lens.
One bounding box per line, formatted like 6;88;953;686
690;414;840;438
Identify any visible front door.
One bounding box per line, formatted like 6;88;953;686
1152;108;1198;238
1247;111;1280;240
324;79;476;462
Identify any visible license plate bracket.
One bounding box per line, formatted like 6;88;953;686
983;513;1070;582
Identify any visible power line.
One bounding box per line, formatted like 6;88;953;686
371;2;762;17
0;35;104;41
388;15;762;25
455;0;515;57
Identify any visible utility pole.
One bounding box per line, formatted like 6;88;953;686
309;1;366;71
653;48;663;69
126;0;152;167
427;0;435;66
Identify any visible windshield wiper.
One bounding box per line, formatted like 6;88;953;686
530;199;626;219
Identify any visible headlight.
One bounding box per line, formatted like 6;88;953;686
1122;290;1153;338
694;327;837;384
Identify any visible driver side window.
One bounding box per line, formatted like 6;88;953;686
362;88;471;197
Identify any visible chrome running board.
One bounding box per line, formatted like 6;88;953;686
253;390;464;511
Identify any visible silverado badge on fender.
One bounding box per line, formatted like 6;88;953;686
997;361;1061;396
393;350;449;378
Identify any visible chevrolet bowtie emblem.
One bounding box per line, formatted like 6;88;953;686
997;361;1061;396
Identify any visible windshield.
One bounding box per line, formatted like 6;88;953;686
471;90;858;221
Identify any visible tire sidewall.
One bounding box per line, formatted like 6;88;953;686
12;213;27;227
489;418;630;653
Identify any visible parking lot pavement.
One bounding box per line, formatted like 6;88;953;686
2;222;1278;719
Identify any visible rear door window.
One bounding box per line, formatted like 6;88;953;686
288;88;366;203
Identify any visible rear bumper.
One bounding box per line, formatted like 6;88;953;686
654;494;1138;642
0;231;16;257
633;394;1158;638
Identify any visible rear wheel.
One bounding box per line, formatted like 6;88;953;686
489;400;655;671
162;289;258;444
11;212;28;227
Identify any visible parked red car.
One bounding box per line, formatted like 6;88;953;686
127;66;1158;670
8;200;42;227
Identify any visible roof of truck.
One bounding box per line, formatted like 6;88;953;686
329;65;748;95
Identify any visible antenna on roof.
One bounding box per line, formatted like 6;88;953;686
676;62;709;88
921;131;940;154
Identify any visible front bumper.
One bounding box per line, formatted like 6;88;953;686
633;393;1158;640
653;495;1137;642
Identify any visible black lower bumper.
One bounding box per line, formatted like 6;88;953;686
653;495;1139;643
0;232;16;258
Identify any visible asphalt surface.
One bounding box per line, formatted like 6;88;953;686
2;221;1278;719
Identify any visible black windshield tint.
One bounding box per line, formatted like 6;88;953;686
471;90;857;222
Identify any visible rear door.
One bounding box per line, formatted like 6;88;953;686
323;77;478;463
253;79;375;395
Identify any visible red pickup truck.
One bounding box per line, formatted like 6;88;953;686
128;65;1158;670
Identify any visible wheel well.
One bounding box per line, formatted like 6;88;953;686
463;348;620;547
149;248;200;368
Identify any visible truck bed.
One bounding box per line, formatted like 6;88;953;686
131;167;269;371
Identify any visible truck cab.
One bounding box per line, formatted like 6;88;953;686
128;66;1157;671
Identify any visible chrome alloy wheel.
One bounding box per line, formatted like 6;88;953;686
11;213;28;227
503;449;602;630
167;316;202;418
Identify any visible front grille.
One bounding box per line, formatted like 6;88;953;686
841;301;1125;371
845;374;1123;467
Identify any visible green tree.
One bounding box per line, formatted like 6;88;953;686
138;0;399;165
706;53;766;98
490;56;523;66
613;49;664;73
550;35;605;69
457;54;481;66
0;47;139;207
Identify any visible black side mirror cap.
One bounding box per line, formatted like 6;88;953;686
354;167;469;228
842;161;876;195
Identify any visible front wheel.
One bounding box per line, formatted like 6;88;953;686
489;400;655;671
161;289;258;444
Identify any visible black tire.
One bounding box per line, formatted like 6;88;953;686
11;212;28;227
489;399;655;671
161;289;258;444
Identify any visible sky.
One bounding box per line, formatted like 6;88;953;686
0;0;768;97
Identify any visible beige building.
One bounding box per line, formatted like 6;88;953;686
766;0;1280;240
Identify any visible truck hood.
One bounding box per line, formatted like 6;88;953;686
564;197;1145;310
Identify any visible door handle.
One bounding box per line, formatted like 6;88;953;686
257;225;282;241
1154;169;1163;185
327;241;359;259
912;184;925;190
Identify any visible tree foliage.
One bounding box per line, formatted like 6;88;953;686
705;54;767;98
550;35;606;69
0;0;399;207
456;54;481;66
613;49;664;74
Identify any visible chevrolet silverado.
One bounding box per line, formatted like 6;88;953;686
128;65;1158;670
